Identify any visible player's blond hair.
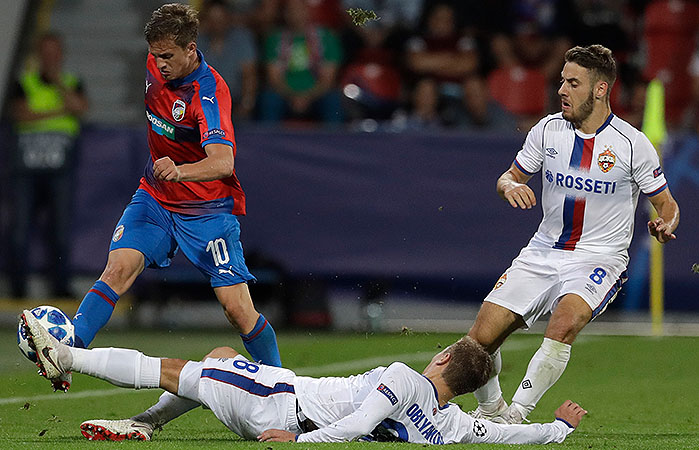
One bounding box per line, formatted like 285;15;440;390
442;336;492;396
144;3;199;49
565;45;617;95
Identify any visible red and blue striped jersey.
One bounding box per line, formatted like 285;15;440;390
140;50;245;215
514;112;667;262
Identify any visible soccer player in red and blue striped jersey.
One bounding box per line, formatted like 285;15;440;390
71;4;280;383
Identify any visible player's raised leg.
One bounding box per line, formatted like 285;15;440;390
505;294;588;423
467;301;526;420
72;248;144;348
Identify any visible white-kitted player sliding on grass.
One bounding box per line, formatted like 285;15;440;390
22;309;586;444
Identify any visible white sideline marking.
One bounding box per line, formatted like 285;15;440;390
0;337;572;405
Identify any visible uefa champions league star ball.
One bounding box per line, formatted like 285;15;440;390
18;305;75;362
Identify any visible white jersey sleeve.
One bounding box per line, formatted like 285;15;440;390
631;132;667;195
514;115;551;175
296;363;408;443
451;410;574;444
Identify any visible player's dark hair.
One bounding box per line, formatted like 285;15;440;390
442;336;493;396
565;45;617;92
144;3;199;48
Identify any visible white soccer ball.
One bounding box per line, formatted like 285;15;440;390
18;305;75;362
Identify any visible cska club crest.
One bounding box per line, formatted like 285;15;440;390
598;147;616;173
172;99;186;122
493;273;507;291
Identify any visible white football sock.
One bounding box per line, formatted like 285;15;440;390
68;347;161;389
473;348;503;408
511;337;571;418
131;392;200;427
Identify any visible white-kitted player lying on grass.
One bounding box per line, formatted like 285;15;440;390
22;309;586;444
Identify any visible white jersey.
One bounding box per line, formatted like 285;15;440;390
514;113;667;262
295;362;573;444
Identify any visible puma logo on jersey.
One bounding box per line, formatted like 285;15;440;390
202;96;215;103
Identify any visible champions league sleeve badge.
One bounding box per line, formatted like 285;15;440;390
172;99;186;122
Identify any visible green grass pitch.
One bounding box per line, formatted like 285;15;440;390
1;328;698;449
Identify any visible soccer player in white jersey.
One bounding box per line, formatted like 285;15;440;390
466;45;680;424
22;310;586;444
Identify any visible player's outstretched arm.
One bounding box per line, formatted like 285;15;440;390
647;189;679;243
497;164;536;209
457;400;585;444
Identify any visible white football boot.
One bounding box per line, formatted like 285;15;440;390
21;310;73;391
468;396;510;423
498;403;526;424
80;419;154;441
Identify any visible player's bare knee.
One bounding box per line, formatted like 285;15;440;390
204;346;239;360
100;257;143;293
160;358;188;394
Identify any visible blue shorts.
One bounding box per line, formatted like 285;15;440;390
109;189;255;287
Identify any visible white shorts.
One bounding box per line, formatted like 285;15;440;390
484;247;628;328
178;355;302;440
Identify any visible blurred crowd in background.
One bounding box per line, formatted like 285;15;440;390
190;0;699;133
2;0;698;303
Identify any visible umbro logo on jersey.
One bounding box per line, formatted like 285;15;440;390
202;96;215;104
545;147;558;158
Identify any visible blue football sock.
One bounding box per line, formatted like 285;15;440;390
72;280;120;348
240;314;281;367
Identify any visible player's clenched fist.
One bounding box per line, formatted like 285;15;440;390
153;156;181;182
502;182;537;209
554;400;587;428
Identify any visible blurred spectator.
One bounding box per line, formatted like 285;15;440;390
404;2;484;127
486;1;572;129
340;21;402;123
641;0;699;129
259;0;344;124
689;48;699;132
489;0;572;82
198;0;258;121
390;77;443;131
250;0;282;43
306;0;345;30
7;32;89;298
